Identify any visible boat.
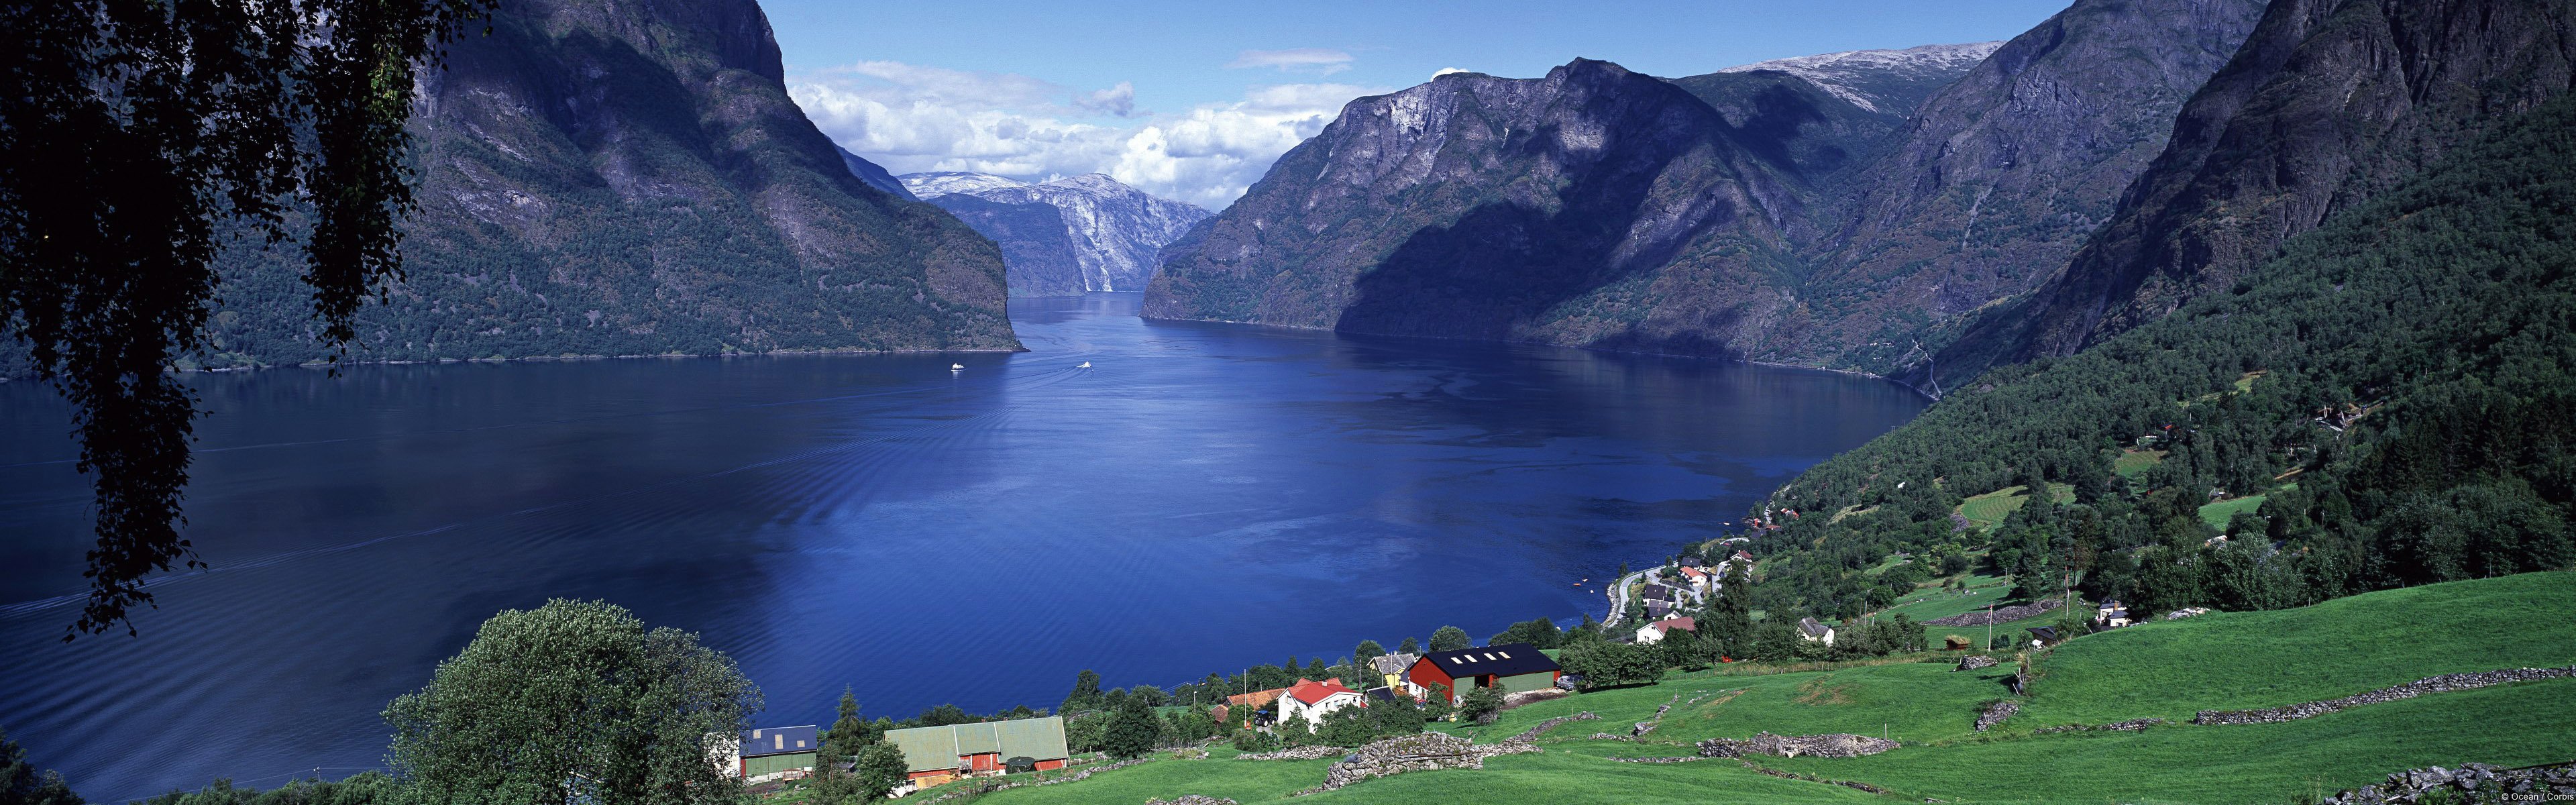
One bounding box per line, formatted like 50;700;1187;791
950;364;964;371
1077;362;1091;368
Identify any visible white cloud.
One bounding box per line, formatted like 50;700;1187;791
1225;48;1356;75
790;61;1387;210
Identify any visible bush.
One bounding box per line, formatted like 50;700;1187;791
1458;686;1506;724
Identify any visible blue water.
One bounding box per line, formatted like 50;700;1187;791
0;294;1923;799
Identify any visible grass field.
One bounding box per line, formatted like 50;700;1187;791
971;573;2575;805
1955;487;2030;531
2114;448;2167;479
2197;494;2269;529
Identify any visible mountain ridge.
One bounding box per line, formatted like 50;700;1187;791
902;171;1212;296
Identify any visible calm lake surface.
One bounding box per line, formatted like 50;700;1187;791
0;293;1923;798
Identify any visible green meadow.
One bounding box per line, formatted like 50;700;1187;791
971;572;2576;805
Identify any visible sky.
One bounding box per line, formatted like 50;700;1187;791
767;0;2074;209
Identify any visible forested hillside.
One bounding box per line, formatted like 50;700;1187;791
1735;95;2576;621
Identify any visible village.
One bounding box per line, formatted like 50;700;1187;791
712;543;2165;800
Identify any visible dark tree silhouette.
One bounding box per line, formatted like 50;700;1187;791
0;0;492;638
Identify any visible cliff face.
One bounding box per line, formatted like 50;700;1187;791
1142;1;2267;371
1142;57;1923;352
906;172;1212;296
1929;0;2576;390
184;0;1018;369
1810;0;2267;376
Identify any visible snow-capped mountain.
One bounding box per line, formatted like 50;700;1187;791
900;172;1213;297
1718;42;2003;113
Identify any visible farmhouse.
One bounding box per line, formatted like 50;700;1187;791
2096;600;2132;628
1676;566;1709;592
722;724;818;782
1224;687;1287;727
1406;643;1562;704
1369;652;1419;691
1277;678;1365;729
884;716;1069;789
1798;616;1836;645
1635;616;1696;645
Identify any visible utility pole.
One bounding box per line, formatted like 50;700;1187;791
1984;598;1994;651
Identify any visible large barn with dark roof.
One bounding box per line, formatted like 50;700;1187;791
1404;643;1562;704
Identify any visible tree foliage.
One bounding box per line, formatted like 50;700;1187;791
0;729;81;805
0;0;494;637
381;599;759;805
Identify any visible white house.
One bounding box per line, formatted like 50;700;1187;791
1797;616;1836;646
1635;616;1697;645
1277;678;1364;731
2095;600;2132;628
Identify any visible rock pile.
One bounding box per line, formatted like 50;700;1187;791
1955;655;1999;671
2033;718;2165;735
1630;721;1657;737
2162;606;2210;621
1236;745;1347;761
2320;761;2576;804
2194;666;2576;725
1587;733;1630;741
1973;700;2019;732
1924;600;2059;627
1143;798;1238;805
1291;733;1539;795
1609;754;1705;764
1698;732;1898;759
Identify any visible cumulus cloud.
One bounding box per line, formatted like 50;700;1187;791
1226;48;1355;75
790;60;1386;210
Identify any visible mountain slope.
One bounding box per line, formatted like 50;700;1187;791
1929;0;2576;390
1803;0;2267;378
1736;92;2576;626
1141;55;1960;351
837;146;917;200
1142;8;2257;370
903;172;1212;296
170;0;1018;370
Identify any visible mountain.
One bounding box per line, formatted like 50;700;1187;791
1803;0;2267;378
1143;1;2263;369
1928;0;2576;390
1140;55;1934;347
902;172;1213;296
837;146;916;200
147;0;1019;372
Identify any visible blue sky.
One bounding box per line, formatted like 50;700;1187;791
769;0;2072;207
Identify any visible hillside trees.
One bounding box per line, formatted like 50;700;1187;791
0;729;81;805
1429;627;1472;652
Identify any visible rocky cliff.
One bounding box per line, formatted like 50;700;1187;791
176;0;1018;370
904;172;1212;296
1144;1;2265;371
1927;0;2576;390
1809;0;2267;377
1140;57;1892;351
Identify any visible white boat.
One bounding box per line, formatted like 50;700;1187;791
950;364;964;370
1077;362;1091;368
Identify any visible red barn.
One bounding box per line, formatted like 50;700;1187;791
1405;643;1561;704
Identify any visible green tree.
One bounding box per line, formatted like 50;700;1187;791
1099;697;1159;759
1060;669;1104;714
382;599;758;805
1428;626;1471;651
1458;685;1506;724
822;687;874;761
1398;637;1420;654
1354;640;1385;666
853;741;908;800
0;729;83;805
2;0;496;638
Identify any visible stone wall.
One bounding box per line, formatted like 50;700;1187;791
1234;745;1346;761
2194;666;2576;725
1142;798;1238;805
1699;732;1898;759
1974;700;2020;732
2321;761;2576;804
1956;655;2000;671
2032;717;2164;735
1290;732;1540;796
1506;712;1600;743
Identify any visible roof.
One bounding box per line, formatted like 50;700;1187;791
2028;627;2059;640
1226;687;1287;709
1677;566;1707;580
1651;616;1697;632
1366;686;1399;702
883;717;1068;773
1799;617;1832;636
739;725;819;758
1286;678;1360;706
1642;584;1674;599
1418;643;1561;679
1369;652;1419;676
